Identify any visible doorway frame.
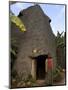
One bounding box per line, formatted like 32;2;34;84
31;59;46;80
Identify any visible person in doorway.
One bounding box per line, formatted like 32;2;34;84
45;53;53;85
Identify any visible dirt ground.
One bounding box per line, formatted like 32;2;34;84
53;71;66;85
35;72;66;86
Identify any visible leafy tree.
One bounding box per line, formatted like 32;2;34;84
56;31;64;47
10;15;26;70
10;14;26;54
56;31;65;69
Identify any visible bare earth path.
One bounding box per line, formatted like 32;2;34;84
35;72;65;86
53;72;65;85
36;80;45;86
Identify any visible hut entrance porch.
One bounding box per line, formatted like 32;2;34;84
31;55;48;80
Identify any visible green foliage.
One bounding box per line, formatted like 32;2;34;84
53;66;63;82
10;14;27;70
11;70;18;79
10;15;26;32
11;48;16;56
11;73;36;88
56;31;65;47
11;38;18;56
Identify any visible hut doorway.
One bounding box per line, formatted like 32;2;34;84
36;58;45;79
30;54;48;80
36;55;48;80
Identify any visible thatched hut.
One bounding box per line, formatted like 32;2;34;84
11;5;56;80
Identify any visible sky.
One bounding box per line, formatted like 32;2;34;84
10;2;65;36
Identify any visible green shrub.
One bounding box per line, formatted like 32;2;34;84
53;66;63;82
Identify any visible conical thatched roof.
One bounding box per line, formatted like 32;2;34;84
11;5;57;77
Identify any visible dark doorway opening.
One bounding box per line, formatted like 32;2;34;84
36;55;48;80
29;54;48;80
